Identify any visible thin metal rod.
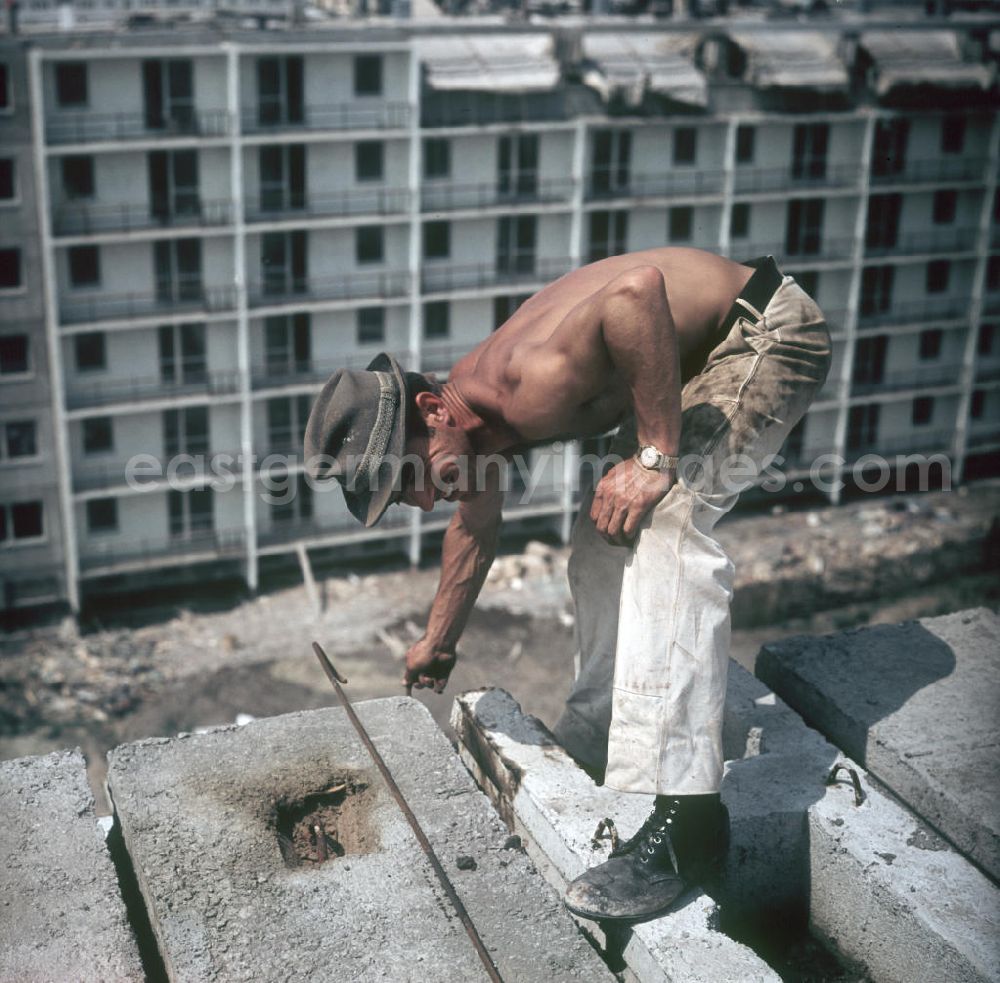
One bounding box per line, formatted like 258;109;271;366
312;642;503;983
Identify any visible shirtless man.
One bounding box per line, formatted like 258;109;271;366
305;246;831;921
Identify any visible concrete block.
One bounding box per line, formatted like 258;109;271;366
451;688;780;983
756;608;1000;883
0;749;144;983
107;697;610;983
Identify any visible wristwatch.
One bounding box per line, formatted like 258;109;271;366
636;445;679;472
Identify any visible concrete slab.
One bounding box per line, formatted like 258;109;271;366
756;608;1000;883
455;678;1000;983
0;748;143;983
451;688;780;983
106;697;611;983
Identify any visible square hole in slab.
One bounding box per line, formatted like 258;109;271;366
273;779;379;868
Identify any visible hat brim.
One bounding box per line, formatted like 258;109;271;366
350;352;410;528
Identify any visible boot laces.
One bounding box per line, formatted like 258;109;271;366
612;801;681;873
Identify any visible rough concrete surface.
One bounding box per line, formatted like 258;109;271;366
452;688;780;983
106;697;610;982
756;608;1000;883
0;748;143;983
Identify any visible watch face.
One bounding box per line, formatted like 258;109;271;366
639;447;659;468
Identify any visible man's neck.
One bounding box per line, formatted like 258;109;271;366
440;381;520;456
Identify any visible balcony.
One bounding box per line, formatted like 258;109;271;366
60;283;237;326
733;162;861;195
966;422;1000;449
864;226;979;259
421;90;571;129
586;170;725;201
870;157;987;187
80;527;246;576
73;447;242;494
848;430;955;457
247;270;410;309
246;188;410;224
974;361;1000;383
250;351;403;390
731;237;855;264
850;362;963;397
258;509;411;549
240;103;410;136
46;110;231;146
857;297;968;330
53;199;233;238
65;368;241;412
421;256;573;294
422;179;575;213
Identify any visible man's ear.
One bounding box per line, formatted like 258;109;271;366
414;391;451;428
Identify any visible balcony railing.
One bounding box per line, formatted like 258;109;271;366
80;527;246;574
65;369;241;411
966;423;1000;449
733;162;861;195
848;430;955;457
248;269;410;308
250;351;406;390
422;256;573;294
60;284;237;325
422;91;570;129
850;363;963;396
864;226;979;259
73;447;242;493
46;110;231;146
586;170;725;201
246;188;410;224
974;361;1000;383
731;237;855;263
240;102;411;135
258;508;412;548
422;179;575;213
53;199;233;238
857;297;969;329
870;157;987;187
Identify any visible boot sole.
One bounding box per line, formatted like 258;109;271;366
563;894;686;923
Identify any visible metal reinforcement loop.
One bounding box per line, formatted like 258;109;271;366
311;641;504;983
825;762;865;807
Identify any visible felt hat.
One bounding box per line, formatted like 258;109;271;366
303;352;410;528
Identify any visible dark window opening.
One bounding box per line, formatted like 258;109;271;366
0;248;22;290
498;133;538;198
256;56;304;128
979;323;995;356
735;125;755;165
265;314;311;376
423;221;450;261
0;335;28;375
55;62;88;107
355;226;384;265
912;396;934;426
68;245;100;288
74;332;106;372
932;190;957;225
159;322;208;384
355;141;384;183
357;307;384;345
259;144;306;213
673;127;697;166
669;206;693;243
926;259;950;294
0;159;14;200
163;406;209;456
423;138;450;180
860;265;895;317
354;55;382;97
496;216;536;276
786;198;824;256
591;129;631;196
919;329;942;361
970;389;985;419
61;155;94;200
0;64;9;111
493;294;530;331
847;403;880;452
424;300;449;340
852;334;888;387
8;501;44;540
730;202;750;239
941;115;965;155
791;123;828;181
866;194;901;251
87;498;118;534
588;210;627;262
261;231;307;297
4;421;36;459
871;119;909;178
82;417;113;455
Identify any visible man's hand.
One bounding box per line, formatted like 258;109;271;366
402;638;457;695
591;456;675;546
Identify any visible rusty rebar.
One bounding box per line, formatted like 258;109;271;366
312;641;503;983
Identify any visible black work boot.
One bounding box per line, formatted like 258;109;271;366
563;794;729;922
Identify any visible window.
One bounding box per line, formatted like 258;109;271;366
847;403;880;452
588;210;627;262
0;248;22;290
493;294;530;331
61;155;94;200
424;138;450;180
990;256;1000;292
256;56;303;128
86;498;118;534
852;334;888;387
424;301;449;340
355;226;384;265
978;323;995;356
791;123;828;181
786;199;824;256
0;501;44;543
0;159;14;201
259;144;306;213
158;323;207;384
941;115;965;155
423;221;450;261
68;245;100;288
735;125;755;165
0;64;9;111
154;238;202;304
271;474;313;524
970;389;985;419
860;265;894;318
926;260;950;294
264;314;311;376
354;55;382;97
782;417;806;462
730;202;750;239
932;190;957;226
82;417;113;455
673;127;697;165
1;420;36;459
357;307;384;345
55;63;88;108
261;231;307;296
919;329;942;361
496;216;536;275
74;332;106;372
871;119;909;179
498;133;538;198
143;60;195;132
591;129;631;196
669;206;693;243
168;488;213;538
355;141;384;183
866;194;901;251
148;149;200;220
0;335;28;375
912;396;934;426
163;406;208;456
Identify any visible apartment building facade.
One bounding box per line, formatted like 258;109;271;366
0;21;997;611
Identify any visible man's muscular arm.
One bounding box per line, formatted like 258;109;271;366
402;466;504;694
